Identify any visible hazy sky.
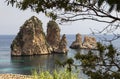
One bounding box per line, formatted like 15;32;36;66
0;0;108;35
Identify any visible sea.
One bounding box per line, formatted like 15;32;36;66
0;35;120;76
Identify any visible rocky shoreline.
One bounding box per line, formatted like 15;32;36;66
0;74;32;79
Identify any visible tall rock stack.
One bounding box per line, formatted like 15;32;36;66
55;34;68;53
70;33;82;49
46;21;61;51
11;16;52;56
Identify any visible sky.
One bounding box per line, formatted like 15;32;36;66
0;0;109;35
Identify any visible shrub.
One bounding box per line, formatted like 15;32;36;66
32;69;79;79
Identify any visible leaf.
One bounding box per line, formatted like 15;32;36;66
66;58;74;65
116;4;120;12
98;0;104;7
108;5;114;13
74;52;81;60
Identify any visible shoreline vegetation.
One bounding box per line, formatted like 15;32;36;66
0;69;79;79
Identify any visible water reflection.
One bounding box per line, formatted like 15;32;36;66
10;54;67;75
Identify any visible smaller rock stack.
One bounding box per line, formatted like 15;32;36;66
55;34;68;53
82;36;97;49
46;21;68;53
70;33;82;49
70;34;97;49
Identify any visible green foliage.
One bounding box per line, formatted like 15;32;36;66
47;20;60;30
66;58;74;65
32;69;79;79
60;42;120;79
56;58;74;72
46;12;57;20
6;0;120;13
98;0;104;7
80;43;120;79
97;42;106;53
112;72;120;79
96;0;120;12
75;51;98;68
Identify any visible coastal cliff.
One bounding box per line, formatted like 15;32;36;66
11;16;52;56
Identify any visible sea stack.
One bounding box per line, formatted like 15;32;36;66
70;34;97;49
82;36;97;49
46;20;61;51
70;33;82;49
55;34;68;53
11;16;52;56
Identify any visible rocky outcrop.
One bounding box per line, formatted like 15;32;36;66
11;16;52;56
11;17;68;56
70;34;97;49
46;21;61;51
70;33;82;49
82;36;97;49
46;21;68;53
55;34;68;53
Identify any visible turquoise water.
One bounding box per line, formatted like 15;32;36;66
0;35;74;75
0;35;120;75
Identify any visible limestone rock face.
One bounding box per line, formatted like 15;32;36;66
82;36;97;49
11;16;52;56
70;33;82;49
55;34;68;53
46;21;60;51
70;34;97;49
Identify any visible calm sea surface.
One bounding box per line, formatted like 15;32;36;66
0;35;120;75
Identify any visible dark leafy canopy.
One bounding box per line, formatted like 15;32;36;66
98;0;120;12
6;0;71;12
6;0;120;12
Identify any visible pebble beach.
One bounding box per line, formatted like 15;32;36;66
0;74;32;79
